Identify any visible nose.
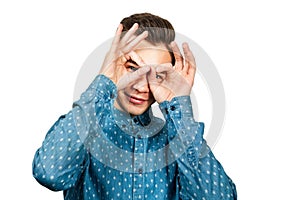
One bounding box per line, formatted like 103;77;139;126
132;74;150;93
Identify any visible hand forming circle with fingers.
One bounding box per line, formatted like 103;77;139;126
99;23;148;85
148;41;197;103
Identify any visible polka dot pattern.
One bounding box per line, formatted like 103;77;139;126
33;75;237;199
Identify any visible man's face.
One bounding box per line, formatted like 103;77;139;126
114;41;172;116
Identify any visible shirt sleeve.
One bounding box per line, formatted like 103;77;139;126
159;96;237;200
32;75;117;191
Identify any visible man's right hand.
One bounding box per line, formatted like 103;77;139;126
99;23;148;85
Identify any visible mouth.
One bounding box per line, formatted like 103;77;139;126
126;93;148;105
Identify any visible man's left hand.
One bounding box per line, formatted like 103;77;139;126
148;42;196;103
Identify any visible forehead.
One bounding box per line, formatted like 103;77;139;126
134;41;172;65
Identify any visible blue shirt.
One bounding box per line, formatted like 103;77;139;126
32;75;237;200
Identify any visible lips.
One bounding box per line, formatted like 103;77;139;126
126;94;147;105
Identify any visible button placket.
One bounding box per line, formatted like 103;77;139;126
133;134;145;199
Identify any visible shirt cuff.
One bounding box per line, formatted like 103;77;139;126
159;96;194;119
74;74;117;107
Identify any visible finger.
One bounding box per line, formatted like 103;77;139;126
122;31;148;53
156;63;188;86
110;24;123;53
119;66;150;87
120;23;139;45
147;67;164;99
147;66;158;84
170;41;183;71
182;42;196;75
119;53;127;64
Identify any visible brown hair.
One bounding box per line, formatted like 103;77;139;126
120;13;175;64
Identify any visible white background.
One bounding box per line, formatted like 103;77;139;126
1;0;299;199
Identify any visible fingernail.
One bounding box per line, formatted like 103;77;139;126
170;41;176;47
182;42;189;49
116;24;122;32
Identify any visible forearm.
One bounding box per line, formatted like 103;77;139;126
177;143;237;200
159;96;202;167
32;74;117;191
32;111;88;191
160;96;237;199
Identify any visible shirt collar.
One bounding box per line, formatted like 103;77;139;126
111;105;164;138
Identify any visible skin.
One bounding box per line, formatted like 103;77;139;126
100;23;196;116
115;41;172;116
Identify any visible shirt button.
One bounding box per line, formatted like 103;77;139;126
121;124;126;128
138;168;143;174
137;135;142;139
170;105;176;111
133;118;138;124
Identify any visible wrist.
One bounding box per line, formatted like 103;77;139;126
159;96;194;119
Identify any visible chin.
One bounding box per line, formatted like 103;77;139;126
127;105;148;116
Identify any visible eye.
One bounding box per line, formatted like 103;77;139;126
156;74;162;79
155;73;166;82
127;65;139;72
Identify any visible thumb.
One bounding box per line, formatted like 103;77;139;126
147;66;157;84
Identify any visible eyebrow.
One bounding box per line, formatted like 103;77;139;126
126;59;139;66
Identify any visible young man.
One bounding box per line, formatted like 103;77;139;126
33;13;237;200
